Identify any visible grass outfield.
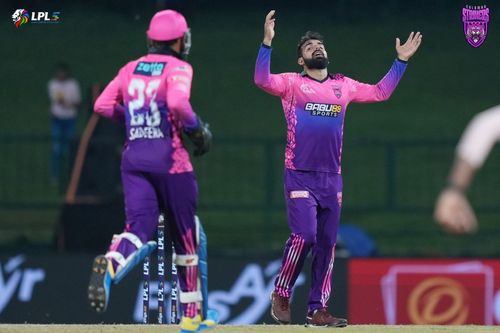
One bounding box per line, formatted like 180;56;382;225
0;325;498;333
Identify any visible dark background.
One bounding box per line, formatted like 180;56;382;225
1;0;500;258
0;253;348;324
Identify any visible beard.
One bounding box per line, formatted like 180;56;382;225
303;56;329;70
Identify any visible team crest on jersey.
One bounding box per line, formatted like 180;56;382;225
133;62;166;76
304;102;342;117
332;85;342;99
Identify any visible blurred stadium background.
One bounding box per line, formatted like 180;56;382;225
1;0;500;326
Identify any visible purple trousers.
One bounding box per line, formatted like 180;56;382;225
274;169;342;313
109;169;199;317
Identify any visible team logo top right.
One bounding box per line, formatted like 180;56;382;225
462;5;489;48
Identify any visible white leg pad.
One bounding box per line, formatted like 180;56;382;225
174;221;203;305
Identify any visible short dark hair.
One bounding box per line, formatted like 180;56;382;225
150;39;178;49
297;31;324;57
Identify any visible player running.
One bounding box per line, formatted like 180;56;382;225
254;10;422;327
87;10;215;332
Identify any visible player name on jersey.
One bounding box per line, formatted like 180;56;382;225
304;102;342;117
129;126;165;140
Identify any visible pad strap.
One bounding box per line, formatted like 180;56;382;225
105;251;126;267
179;290;203;303
112;232;143;249
174;254;199;266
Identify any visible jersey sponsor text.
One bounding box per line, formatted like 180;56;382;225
304;102;342;117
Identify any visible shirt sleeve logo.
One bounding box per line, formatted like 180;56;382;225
304;103;342;117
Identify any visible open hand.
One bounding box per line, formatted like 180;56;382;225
434;189;478;234
396;31;422;61
263;10;276;46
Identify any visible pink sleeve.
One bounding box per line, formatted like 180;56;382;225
166;63;198;130
94;71;125;121
254;45;290;97
348;59;407;103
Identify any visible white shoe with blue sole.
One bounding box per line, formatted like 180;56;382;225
113;241;157;284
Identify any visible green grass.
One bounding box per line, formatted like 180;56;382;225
0;325;498;333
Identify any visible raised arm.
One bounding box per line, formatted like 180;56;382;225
254;10;289;97
94;72;125;121
350;32;422;103
456;106;500;170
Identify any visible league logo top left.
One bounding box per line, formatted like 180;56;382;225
12;9;29;28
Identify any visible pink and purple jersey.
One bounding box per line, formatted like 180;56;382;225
94;53;199;174
254;44;407;173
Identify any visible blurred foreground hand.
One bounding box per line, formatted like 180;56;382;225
434;189;478;234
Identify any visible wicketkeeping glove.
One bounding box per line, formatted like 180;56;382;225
186;117;212;157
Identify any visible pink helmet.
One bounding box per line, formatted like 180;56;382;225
147;10;189;41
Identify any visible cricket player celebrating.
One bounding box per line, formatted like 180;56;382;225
87;10;215;332
255;10;422;327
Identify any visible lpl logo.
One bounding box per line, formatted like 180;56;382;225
462;5;489;47
12;9;61;28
